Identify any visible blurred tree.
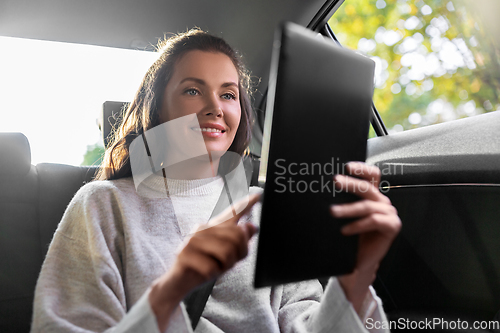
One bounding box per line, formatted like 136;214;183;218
81;143;105;166
328;0;500;132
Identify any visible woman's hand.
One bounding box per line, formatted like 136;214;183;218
149;193;260;331
330;162;401;313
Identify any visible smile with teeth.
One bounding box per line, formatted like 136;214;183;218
192;127;225;133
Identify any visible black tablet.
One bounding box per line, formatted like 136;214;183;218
254;22;375;288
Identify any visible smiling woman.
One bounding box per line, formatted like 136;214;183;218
0;36;158;165
30;28;401;333
96;29;253;181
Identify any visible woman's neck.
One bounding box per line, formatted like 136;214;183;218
162;152;221;180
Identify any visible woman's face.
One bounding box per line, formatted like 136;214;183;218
159;50;241;155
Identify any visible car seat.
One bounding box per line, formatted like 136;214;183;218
0;132;97;333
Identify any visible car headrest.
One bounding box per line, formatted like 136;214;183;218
100;101;128;148
0;132;31;176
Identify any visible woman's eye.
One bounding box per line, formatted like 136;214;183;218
221;93;236;100
185;88;199;96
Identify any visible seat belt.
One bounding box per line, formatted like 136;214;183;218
181;155;256;330
182;173;241;330
184;280;217;330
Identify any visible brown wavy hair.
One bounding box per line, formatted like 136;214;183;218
96;28;254;181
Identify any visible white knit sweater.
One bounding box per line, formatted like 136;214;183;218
31;175;388;333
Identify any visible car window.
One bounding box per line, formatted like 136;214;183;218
0;36;158;166
328;0;500;133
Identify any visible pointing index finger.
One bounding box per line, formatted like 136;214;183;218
207;193;261;227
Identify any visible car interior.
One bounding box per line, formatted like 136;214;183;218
1;0;499;332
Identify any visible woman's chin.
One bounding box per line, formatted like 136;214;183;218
206;150;227;160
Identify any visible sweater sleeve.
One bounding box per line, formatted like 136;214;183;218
30;183;192;333
279;277;390;333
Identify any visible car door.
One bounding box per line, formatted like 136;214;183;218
324;0;500;325
368;111;500;323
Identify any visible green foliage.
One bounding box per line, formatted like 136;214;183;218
329;0;500;132
81;143;105;166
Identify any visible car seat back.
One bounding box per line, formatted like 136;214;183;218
0;133;97;333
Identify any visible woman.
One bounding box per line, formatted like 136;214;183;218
31;29;401;333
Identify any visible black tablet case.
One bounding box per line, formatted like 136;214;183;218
254;22;375;288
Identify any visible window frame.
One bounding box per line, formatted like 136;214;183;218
321;23;389;136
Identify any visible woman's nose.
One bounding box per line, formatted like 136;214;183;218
203;95;223;117
204;107;223;117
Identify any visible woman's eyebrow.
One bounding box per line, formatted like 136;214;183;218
180;78;238;89
180;77;205;85
221;82;238;88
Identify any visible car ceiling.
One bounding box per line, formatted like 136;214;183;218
0;0;332;99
